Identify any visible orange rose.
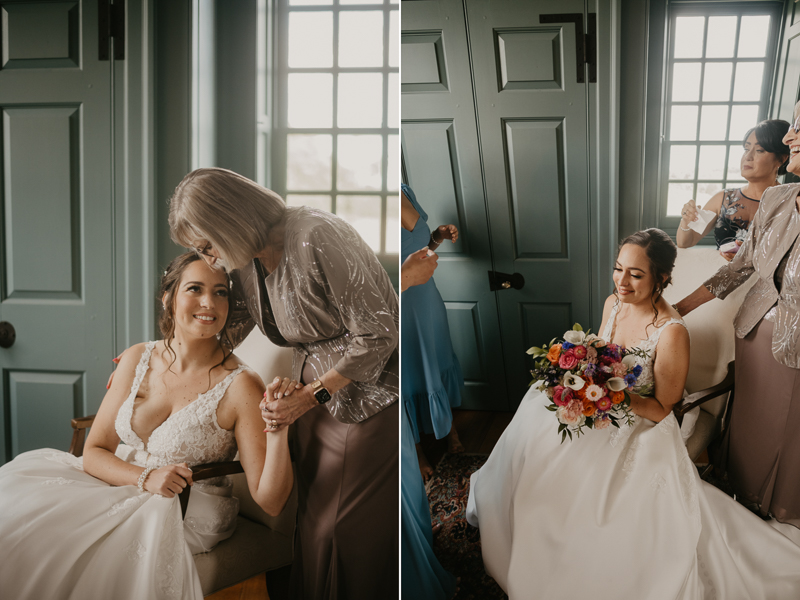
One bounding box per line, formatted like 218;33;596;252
582;399;597;416
574;387;587;400
609;390;625;405
546;344;563;365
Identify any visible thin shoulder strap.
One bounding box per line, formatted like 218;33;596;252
206;364;250;410
602;301;621;342
130;341;157;396
401;183;428;222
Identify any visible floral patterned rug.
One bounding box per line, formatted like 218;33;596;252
426;453;506;600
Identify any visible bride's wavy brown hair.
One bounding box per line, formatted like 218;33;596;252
159;252;235;386
615;228;677;333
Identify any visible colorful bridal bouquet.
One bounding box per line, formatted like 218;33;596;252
527;324;648;442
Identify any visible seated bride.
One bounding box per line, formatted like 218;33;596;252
0;252;294;600
467;229;800;599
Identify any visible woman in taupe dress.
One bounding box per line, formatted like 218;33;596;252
168;167;399;599
677;102;800;529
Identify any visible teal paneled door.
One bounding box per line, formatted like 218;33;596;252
402;0;509;409
402;0;597;410
0;0;114;460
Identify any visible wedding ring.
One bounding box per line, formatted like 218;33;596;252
270;419;278;427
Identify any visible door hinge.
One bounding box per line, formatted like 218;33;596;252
99;0;125;61
539;12;596;84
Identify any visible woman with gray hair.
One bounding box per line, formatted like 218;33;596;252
169;167;399;600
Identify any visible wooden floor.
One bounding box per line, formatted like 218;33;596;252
205;409;513;600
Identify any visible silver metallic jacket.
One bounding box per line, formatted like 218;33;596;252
227;207;399;423
704;183;800;368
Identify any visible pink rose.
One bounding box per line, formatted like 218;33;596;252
559;350;579;370
594;416;611;430
586;346;597;361
573;345;587;360
552;385;573;407
613;362;628;378
556;400;585;426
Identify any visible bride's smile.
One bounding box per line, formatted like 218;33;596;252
613;244;655;305
170;260;229;340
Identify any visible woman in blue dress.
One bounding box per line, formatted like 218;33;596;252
401;183;464;480
400;239;458;600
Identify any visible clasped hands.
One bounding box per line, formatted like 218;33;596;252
259;376;314;432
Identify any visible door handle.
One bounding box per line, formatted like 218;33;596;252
0;321;16;348
488;271;525;291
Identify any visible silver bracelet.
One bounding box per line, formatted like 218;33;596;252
679;224;692;232
137;466;155;493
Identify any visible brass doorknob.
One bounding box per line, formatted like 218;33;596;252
501;281;511;289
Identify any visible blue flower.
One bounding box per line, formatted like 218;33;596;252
632;365;643;377
624;373;637;387
562;341;574;350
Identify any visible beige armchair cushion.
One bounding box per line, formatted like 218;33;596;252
662;246;756;460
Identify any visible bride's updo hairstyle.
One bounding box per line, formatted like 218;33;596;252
618;228;677;328
158;252;234;378
169;167;287;271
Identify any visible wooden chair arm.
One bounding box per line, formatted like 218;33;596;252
69;414;97;457
674;360;735;418
179;461;245;518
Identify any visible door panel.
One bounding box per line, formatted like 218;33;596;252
0;0;113;461
402;0;509;409
466;0;593;406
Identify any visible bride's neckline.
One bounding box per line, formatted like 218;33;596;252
606;301;680;348
128;342;240;449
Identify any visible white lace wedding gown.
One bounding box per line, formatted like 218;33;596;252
0;341;248;600
466;305;800;599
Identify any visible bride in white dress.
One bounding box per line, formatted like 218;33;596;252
0;252;294;600
466;229;800;599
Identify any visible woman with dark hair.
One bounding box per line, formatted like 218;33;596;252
169;167;399;600
466;229;800;599
678;119;790;260
0;252;293;599
676;102;800;532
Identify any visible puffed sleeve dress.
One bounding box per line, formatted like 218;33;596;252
228;206;399;600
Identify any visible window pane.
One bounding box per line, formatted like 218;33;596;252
387;134;399;192
340;0;378;4
386;194;399;254
337;195;381;251
289;12;333;68
290;0;332;4
729;105;759;141
388;73;399;129
288;74;333;128
727;144;743;180
667;182;695;216
672;63;701;101
732;62;764;102
698;145;727;180
705;16;737;58
670;105;699;141
669;145;697;179
337;135;382;190
287;134;332;190
339;11;383;67
696;182;723;206
285;194;332;211
738;16;770;58
338;73;383;128
389;11;399;68
701;62;732;102
699;105;729;140
674;17;705;58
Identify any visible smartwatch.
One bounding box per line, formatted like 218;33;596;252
310;379;332;404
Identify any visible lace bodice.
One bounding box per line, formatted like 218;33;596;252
600;302;687;398
114;342;246;469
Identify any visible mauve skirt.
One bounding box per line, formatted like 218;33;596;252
289;387;399;599
727;317;800;527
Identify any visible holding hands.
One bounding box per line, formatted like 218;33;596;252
260;376;308;432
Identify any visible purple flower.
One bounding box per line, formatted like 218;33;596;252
625;373;637;388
